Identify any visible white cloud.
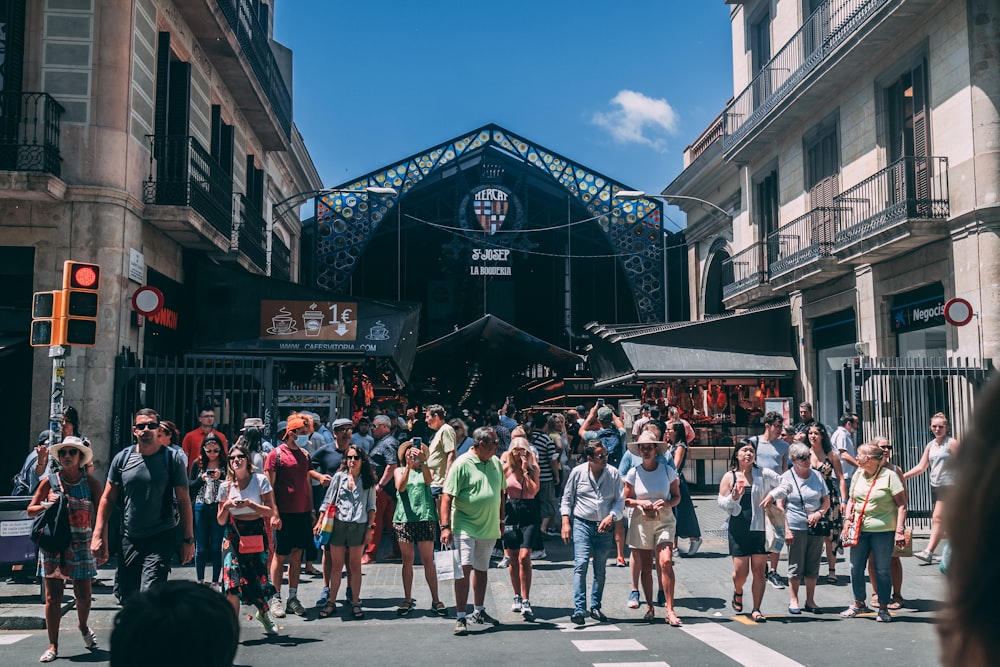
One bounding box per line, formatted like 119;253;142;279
592;90;679;151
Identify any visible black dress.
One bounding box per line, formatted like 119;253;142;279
727;484;766;557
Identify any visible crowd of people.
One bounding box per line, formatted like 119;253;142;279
15;394;971;662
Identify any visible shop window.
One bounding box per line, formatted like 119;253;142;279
891;282;947;360
812;308;856;425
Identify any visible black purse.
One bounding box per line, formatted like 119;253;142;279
31;474;72;552
791;471;831;537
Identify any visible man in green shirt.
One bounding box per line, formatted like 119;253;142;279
441;426;506;636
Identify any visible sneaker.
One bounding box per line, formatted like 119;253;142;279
511;595;523;613
454;617;468;636
472;609;501;626
687;538;703;556
316;587;330;607
271;597;286;618
521;600;534;622
914;549;935;564
766;570;786;590
496;556;510;569
286;597;306;616
590;608;608;622
657;589;666;606
530;549;546;559
875;609;892;623
570;611;587;625
255;610;278;635
627;590;640;609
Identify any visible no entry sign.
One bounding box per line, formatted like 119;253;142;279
943;297;973;326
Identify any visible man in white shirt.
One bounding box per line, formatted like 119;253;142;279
831;413;859;482
752;411;789;589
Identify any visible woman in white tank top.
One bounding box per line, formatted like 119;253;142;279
902;412;958;563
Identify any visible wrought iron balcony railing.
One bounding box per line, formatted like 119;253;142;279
722;242;767;299
833;156;949;248
766;206;836;278
724;0;890;149
270;233;291;281
218;0;292;138
143;135;234;239
235;193;267;271
685;111;725;164
0;91;64;177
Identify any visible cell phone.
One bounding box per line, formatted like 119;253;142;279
412;437;422;446
507;395;514;404
597;398;605;407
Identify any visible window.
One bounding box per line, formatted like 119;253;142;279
751;10;772;104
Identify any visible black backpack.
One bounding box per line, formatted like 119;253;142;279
30;473;72;552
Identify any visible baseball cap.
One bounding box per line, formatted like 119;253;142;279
598;407;614;422
241;417;264;431
332;418;353;430
38;430;56;444
281;415;308;439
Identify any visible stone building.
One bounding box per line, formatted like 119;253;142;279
0;0;321;478
665;0;998;425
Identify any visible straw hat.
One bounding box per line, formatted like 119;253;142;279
626;432;670;457
50;436;93;467
397;439;429;464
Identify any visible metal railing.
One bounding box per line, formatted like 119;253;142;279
0;91;64;176
766;206;836;278
833;156;949;249
143;135;234;238
722;242;766;299
270;233;291;281
724;0;889;149
218;0;292;137
685;111;725;164
235;193;267;271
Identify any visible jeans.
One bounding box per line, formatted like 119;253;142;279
849;530;894;603
194;502;224;581
572;518;614;614
119;529;174;602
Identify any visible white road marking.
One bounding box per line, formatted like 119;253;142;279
572;638;647;652
681;623;806;667
555;622;622;632
593;663;670;667
0;633;32;645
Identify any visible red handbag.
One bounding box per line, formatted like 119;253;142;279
238;534;264;554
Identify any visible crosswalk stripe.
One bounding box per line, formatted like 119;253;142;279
681;623;806;667
572;638;647;652
555;622;622;632
0;634;32;645
593;663;670;667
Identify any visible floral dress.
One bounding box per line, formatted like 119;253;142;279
813;454;844;549
219;475;276;613
38;473;96;581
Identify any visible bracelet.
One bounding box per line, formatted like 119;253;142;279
440;524;451;530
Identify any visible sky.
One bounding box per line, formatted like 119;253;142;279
273;1;734;224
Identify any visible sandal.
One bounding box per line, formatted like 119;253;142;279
39;647;58;663
731;591;744;612
397;600;413;616
431;600;447;616
352;604;365;619
665;611;683;627
82;627;98;649
317;601;337;618
839;604;868;618
750;609;767;623
642;606;655;622
826;572;838;584
888;594;904;610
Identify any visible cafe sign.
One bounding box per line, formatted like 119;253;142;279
261;300;358;342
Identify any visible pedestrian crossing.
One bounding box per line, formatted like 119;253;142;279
0;633;32;645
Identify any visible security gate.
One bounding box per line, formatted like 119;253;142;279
843;356;993;528
111;351;277;455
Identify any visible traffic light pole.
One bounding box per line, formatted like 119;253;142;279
47;344;69;448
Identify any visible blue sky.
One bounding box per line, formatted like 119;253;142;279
273;1;733;217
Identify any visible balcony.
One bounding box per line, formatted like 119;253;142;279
683;111;725;166
234;193;267;273
270;233;291;281
722;242;775;307
142;135;234;252
0;92;66;200
175;0;291;150
833;156;949;263
723;0;942;159
766;206;846;289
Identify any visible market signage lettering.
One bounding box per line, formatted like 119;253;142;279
891;295;946;332
473;187;509;235
470;248;512;276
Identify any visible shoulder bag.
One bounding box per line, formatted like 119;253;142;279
31;473;72;552
313;475;342;548
842;469;879;548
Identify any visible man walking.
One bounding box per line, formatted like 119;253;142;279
181;407;228;472
752;411;790;589
363;415;399;564
425;405;456;508
441;426;506;636
561;442;624;625
91;408;194;600
579;404;628;567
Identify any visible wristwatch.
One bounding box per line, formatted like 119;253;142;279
182;537;194;544
440;524;451;530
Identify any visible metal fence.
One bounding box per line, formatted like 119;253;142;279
844;356;993;529
0;91;64;176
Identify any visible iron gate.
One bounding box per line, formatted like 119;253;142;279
843;356;993;529
111;351;278;455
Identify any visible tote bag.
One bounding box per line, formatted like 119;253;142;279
434;547;463;581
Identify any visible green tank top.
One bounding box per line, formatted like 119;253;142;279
392;468;438;523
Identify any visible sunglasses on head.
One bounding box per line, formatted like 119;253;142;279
204;449;221;454
134;422;160;430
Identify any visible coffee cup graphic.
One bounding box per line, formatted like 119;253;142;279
303;309;324;337
268;307;297;335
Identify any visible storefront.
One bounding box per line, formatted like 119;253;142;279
812;308;856;428
891;283;947;359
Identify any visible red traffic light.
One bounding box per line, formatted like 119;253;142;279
63;261;100;290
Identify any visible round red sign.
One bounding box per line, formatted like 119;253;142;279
131;286;164;317
943;297;973;326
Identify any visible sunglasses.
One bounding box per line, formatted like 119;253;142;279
230;455;246;461
59;449;80;457
591;453;608;460
134;422;160;430
345;455;362;461
204;449;221;454
792;455;811;461
334;426;353;433
880;446;892;451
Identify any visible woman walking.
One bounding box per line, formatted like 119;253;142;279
392;439;446;616
806;424;846;583
27;436;103;662
217;444;279;635
624;433;682;626
190;433;227;587
763;442;830;614
718;439;783;622
902;412;957;563
868;438;906;609
315;446;376;620
499;436;541;621
840;443;907;623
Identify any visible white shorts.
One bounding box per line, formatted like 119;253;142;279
456;533;494;571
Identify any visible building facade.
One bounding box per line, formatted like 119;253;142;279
666;0;998;426
0;0;321;479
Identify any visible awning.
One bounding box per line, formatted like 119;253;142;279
587;303;797;387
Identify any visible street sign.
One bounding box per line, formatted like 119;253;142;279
131;285;165;317
943;297;973;326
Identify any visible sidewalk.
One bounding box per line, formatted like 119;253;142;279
0;495;947;631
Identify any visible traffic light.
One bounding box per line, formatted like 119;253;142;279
60;261;100;346
30;290;65;347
